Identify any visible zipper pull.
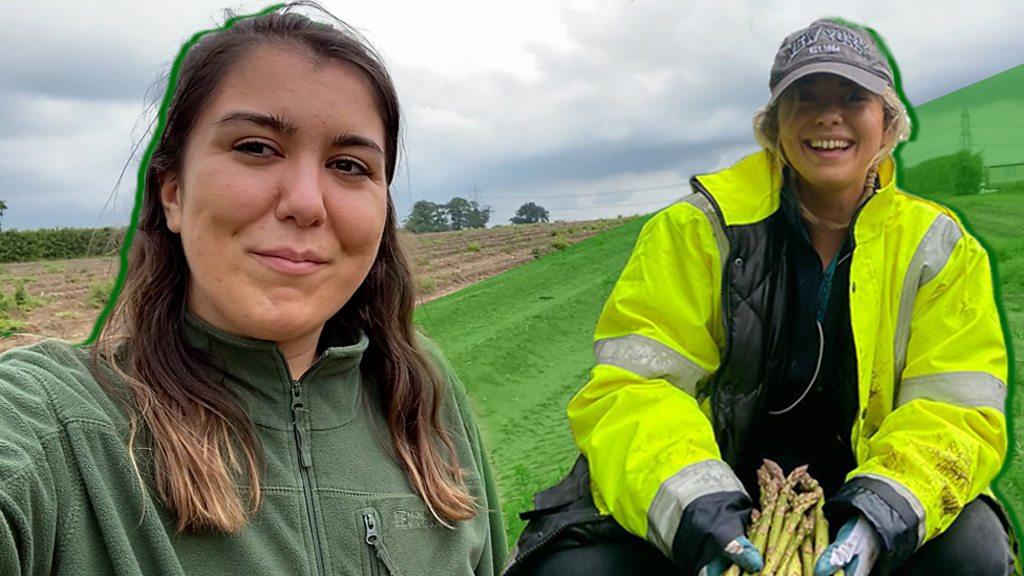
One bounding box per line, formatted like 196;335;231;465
363;512;379;545
291;382;312;468
294;419;312;468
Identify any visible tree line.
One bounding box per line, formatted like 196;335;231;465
902;149;985;197
0;227;122;263
0;197;553;241
403;198;550;233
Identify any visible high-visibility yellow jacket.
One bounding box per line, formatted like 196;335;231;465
568;150;1009;568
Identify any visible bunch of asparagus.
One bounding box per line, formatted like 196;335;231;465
725;460;837;576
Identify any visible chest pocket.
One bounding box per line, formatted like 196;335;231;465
358;507;400;576
322;487;486;576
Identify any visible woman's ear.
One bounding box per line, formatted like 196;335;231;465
159;173;183;233
884;121;897;150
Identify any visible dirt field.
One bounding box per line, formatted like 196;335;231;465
0;218;627;352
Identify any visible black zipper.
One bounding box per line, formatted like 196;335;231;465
363;510;400;576
692;179;733;354
690;180;739;462
503;516;608;576
292;379;326;576
691;180;734;386
363;511;381;576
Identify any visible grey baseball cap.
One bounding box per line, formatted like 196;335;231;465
769;19;894;104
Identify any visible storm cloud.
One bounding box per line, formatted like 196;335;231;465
2;0;1023;228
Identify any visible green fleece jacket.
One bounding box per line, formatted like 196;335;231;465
0;314;506;575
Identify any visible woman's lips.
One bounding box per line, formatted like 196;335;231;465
803;139;855;159
252;252;327;275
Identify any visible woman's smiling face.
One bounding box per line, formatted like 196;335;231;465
778;73;887;197
160;44;388;351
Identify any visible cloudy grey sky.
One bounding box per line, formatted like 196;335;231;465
2;0;1023;230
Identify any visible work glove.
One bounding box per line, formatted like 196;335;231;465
814;514;881;576
698;536;764;576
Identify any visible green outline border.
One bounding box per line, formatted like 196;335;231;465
864;20;1023;557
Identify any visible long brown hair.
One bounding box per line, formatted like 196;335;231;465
93;2;475;533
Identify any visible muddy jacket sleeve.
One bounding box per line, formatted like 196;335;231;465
567;198;752;566
829;218;1009;572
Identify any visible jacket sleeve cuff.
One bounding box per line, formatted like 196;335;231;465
671;491;752;572
825;475;926;573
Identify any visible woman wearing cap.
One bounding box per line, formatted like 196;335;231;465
506;17;1013;576
0;5;506;575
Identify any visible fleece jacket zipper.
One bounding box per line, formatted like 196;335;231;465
292;379;326;576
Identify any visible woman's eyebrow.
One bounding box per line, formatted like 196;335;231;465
216;111;297;135
214;111;382;154
331;133;383;155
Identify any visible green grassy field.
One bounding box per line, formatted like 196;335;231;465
414;190;1024;544
414;216;648;540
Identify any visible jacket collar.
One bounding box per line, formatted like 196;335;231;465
692;150;782;226
692;150;896;245
851;156;896;246
183;312;368;430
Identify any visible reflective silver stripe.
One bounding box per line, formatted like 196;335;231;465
647;460;747;558
680;192;729;269
893;214;963;382
595;334;708;396
854;473;927;549
896;371;1007;413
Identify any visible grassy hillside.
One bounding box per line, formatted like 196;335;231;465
414;216;648;540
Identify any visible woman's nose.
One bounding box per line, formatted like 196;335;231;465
814;100;843;126
276;158;327;227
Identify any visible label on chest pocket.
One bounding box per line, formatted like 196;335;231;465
393;508;442;530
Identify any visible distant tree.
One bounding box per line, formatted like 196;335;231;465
953;149;984;195
446;197;472;230
903;149;984;197
404;200;449;233
510;202;549;224
0;200;6;232
465;201;491;229
445;197;491;230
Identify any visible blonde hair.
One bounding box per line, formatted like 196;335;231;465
753;84;912;176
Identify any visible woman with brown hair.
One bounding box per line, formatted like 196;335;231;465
0;4;505;575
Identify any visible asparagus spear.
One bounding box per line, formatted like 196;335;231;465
764;491;820;574
750;470;781;555
814;499;829;559
786;550;803;576
765;465;808;559
801;528;815;576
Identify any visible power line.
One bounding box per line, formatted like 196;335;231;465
970;124;1024;129
482;181;691;200
549;197;684;211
